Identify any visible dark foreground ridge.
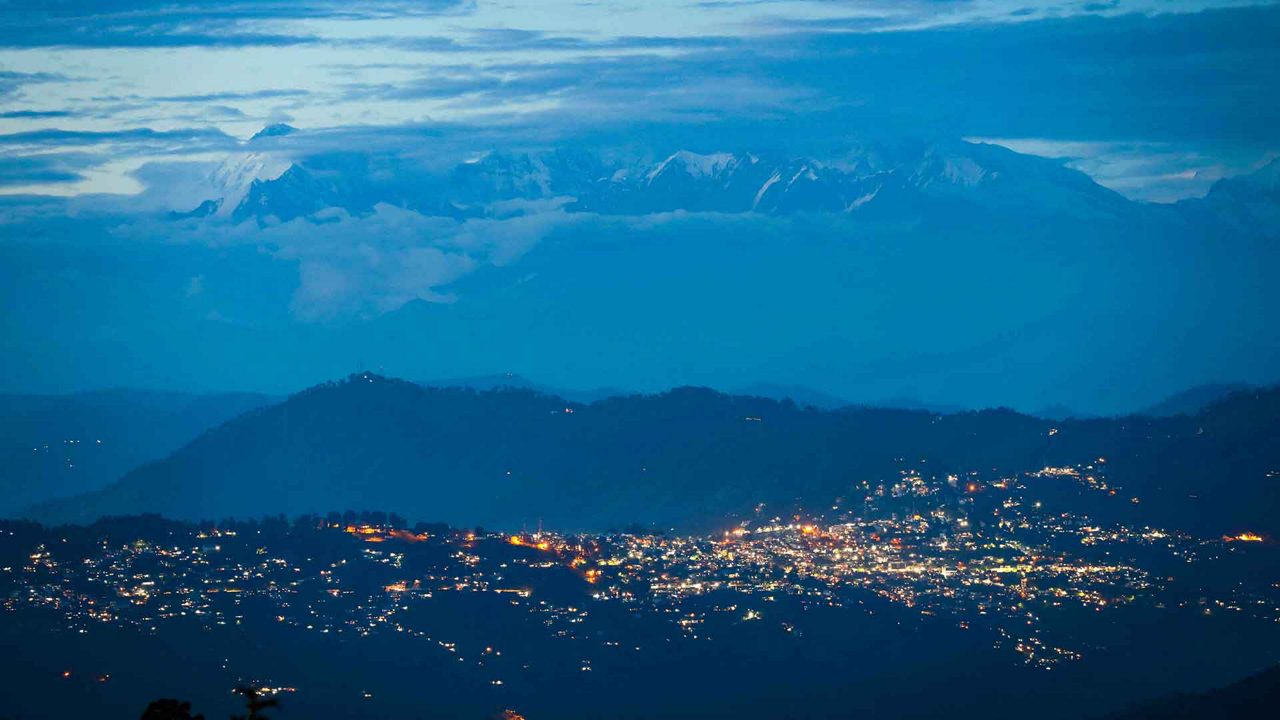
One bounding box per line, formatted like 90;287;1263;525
1099;664;1280;719
25;374;1280;535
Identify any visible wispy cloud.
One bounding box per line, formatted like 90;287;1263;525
0;109;75;119
0;153;95;186
0;70;66;97
0;1;469;48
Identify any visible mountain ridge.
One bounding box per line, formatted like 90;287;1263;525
26;374;1280;536
181;139;1151;226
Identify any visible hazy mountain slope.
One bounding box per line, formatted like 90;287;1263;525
1178;157;1280;237
1139;382;1255;417
731;383;854;410
0;389;273;514
29;376;1280;534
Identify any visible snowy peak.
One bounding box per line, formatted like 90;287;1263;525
912;152;995;188
207;153;290;216
196;140;1155;225
646;151;742;184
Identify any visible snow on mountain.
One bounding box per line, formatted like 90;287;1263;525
646;151;741;183
183;140;1257;226
207;152;291;216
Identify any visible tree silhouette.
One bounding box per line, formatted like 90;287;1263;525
231;686;279;720
140;698;204;720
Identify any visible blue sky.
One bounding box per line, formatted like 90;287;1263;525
1;1;1279;412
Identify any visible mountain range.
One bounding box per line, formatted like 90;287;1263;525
180;136;1280;235
24;374;1280;536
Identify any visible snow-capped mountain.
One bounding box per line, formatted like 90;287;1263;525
205;152;291;218
168;136;1271;229
1181;157;1280;235
570;141;1131;218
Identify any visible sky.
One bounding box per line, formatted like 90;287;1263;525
1;0;1278;413
3;0;1278;198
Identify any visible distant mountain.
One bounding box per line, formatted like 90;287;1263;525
573;140;1131;219
731;383;965;413
869;395;968;415
167;152;291;220
250;122;298;141
1140;382;1256;417
1028;404;1091;420
231;154;479;225
205;140;1280;246
731;383;853;410
166;197;220;220
28;375;1280;536
1180;157;1280;236
427;377;955;412
0;389;273;514
215;139;1142;226
162;134;1280;243
1099;665;1280;720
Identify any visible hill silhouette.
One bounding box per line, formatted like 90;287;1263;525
1100;664;1280;720
26;375;1280;534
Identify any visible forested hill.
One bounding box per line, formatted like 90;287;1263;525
27;375;1280;534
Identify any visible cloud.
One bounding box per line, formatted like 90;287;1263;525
340;51;813;125
0;126;236;149
132;201;573;322
0;70;66;98
0;154;96;186
0;110;76;119
260;206;474;320
0;1;469;48
148;89;312;104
